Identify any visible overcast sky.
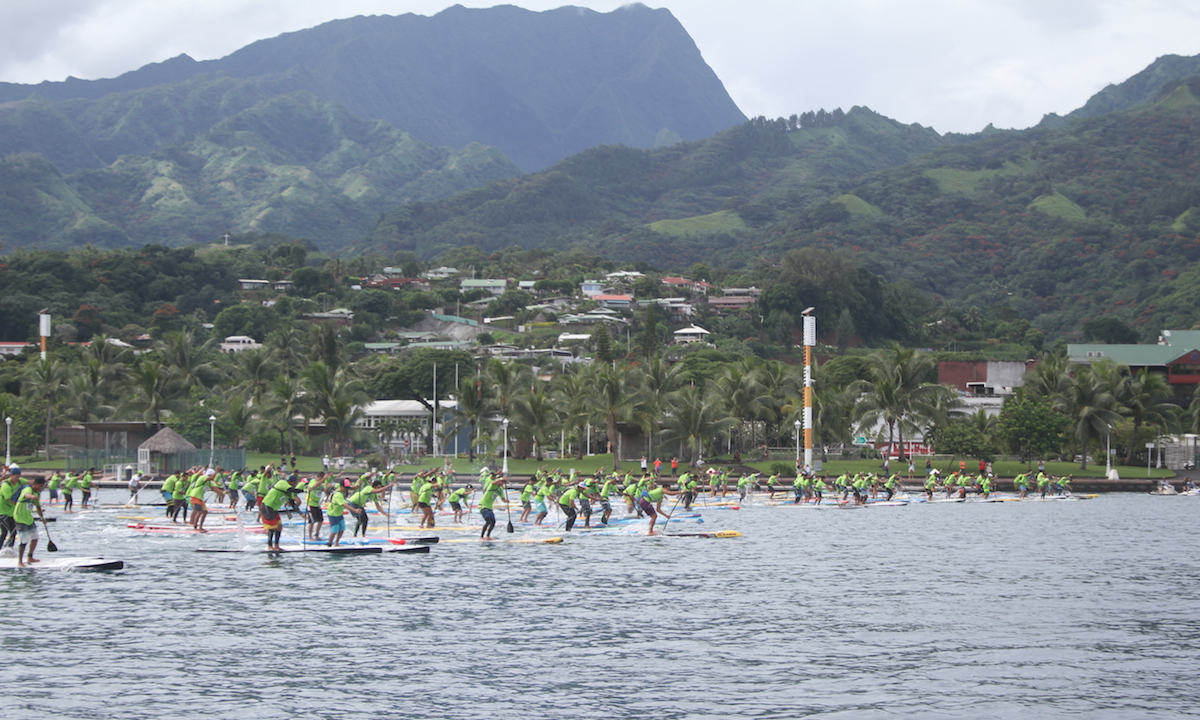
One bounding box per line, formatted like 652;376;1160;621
1;0;1197;134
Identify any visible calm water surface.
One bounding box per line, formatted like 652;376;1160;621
1;491;1197;719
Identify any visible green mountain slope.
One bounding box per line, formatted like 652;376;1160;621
753;78;1200;337
0;88;519;250
0;4;746;172
357;106;952;263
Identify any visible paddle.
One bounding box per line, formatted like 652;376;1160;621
39;511;58;552
660;491;684;537
505;485;514;534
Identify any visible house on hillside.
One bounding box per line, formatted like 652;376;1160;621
461;278;508;296
674;325;710;344
422;266;459;280
238;279;270;291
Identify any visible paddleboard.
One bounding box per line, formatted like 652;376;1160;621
441;536;563;544
0;556;124;571
196;546;382;555
662;530;742;539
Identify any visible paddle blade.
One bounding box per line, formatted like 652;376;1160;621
46;539;58;552
506;521;514;534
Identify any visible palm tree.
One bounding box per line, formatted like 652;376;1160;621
266;320;309;377
23;359;67;461
630;356;683;460
661;384;736;467
594;363;639;469
60;374;115;449
852;344;953;459
512;380;561;461
710;359;768;456
552;366;597;460
124;359;185;429
1119;367;1179;464
160;330;219;390
218;388;259;449
262;374;308;457
443;374;493;461
1055;364;1121;469
229;348;277;409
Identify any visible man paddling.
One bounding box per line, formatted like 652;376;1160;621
348;478;393;537
478;475;506;539
13;476;47;567
261;474;303;552
0;467;19;549
325;482;348;547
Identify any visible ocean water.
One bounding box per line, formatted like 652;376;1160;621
1;490;1197;719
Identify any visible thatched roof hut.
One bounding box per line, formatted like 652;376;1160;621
139;427;196;453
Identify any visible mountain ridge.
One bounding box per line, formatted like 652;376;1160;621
0;4;746;172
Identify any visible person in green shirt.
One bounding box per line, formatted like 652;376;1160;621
171;467;191;523
518;480;535;523
13;476;47;567
558;483;580;531
77;468;94;509
47;471;61;505
638;479;680;535
262;474;303;551
447;485;472;524
305;473;327;541
533;479;554;526
478;475;506;539
1014;472;1029;499
160;473;177;518
597;475;617;525
417;475;438;529
62;472;76;513
188;469;220;532
812;475;828;505
0;468;19;549
924;471;939;501
980;474;993;500
325;484;348;547
348;480;392;537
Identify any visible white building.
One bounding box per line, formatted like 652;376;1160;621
673;324;711;344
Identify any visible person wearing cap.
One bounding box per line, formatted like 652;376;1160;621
261;474;303;551
416;474;438;529
447;484;471;524
13;476;47;566
127;467;141;503
325;481;348;547
477;475;506;539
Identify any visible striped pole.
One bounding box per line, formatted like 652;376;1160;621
802;311;816;470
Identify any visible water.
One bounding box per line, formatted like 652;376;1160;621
1;491;1198;719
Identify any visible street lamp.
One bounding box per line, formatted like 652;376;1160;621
502;418;510;475
5;416;11;466
794;419;801;468
1105;424;1112;476
208;415;217;467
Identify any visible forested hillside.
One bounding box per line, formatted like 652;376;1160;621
358;106;953;264
0;4;745;172
0;82;518;250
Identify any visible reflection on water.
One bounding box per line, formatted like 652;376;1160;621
1;492;1197;719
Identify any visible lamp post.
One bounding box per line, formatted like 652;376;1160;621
208;415;216;467
794;419;801;468
5;416;11;466
1105;424;1112;475
502;417;510;475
